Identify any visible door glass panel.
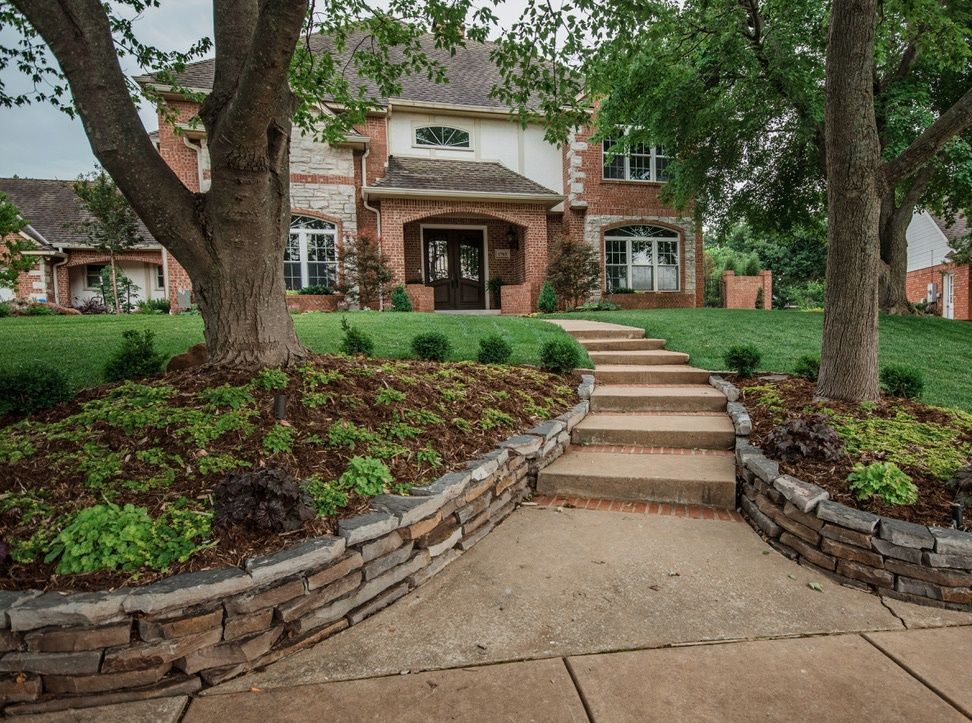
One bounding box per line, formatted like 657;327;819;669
459;243;480;281
427;238;449;281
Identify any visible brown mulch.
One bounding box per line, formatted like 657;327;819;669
737;376;970;530
0;355;578;592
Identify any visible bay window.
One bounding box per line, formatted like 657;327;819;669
604;225;680;292
286;215;338;291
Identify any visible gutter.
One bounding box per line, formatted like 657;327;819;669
363;186;564;207
361;145;381;237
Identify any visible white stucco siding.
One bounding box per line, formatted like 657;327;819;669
68;262;165;306
906;211;950;272
387;111;564;194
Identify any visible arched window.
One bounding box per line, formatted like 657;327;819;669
285;215;337;291
604;225;680;292
414;125;471;149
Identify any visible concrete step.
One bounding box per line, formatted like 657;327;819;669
563;326;645;340
591;386;728;413
537;449;736;507
594;365;711;385
589;350;690;366
576;338;667;351
572;413;735;450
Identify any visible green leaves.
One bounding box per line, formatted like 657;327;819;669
338;456;393;497
847;462;919;506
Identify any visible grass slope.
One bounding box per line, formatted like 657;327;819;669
551;309;972;411
0;313;591;391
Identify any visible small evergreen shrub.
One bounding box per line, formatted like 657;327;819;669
411;332;451;361
390;285;413;312
754;287;765;309
135;298;171;314
609;287;635;294
793;355;820;381
478;334;512;364
880;364;924;399
539;338;579;374
848;461;918;505
0;302;10;318
764;414;845;463
537;281;557;313
0;360;73;415
298;284;333;295
103;329;165;382
23;304;55;316
339;316;374;357
723;344;762;377
214;467;314;532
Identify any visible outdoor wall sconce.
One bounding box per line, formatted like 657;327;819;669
506;225;520;251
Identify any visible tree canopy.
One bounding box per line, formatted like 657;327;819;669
0;192;32;292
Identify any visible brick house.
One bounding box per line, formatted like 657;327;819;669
905;210;970;320
0;178;174;307
139;32;702;314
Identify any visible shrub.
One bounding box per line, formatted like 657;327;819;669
764;414;845;463
103;329;165;382
298;284;333;295
390;284;412;312
478;334;512;364
537;280;557;313
23;303;55;316
539;338;579;374
0;360;73;415
338;456;393;497
214;467;314;532
793;355;820;381
74;297;108;315
0;302;10;318
487;277;504;307
547;237;601;309
848;461;918;505
337;231;393;308
44;501;211;574
723;344;762;377
754;287;765;309
339;316;374;357
609;286;635;294
880;364;924;399
411;331;451;361
135;298;171;314
574;299;620;312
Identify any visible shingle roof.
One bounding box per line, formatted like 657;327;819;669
370;156;560;196
0;178;156;249
933;214;969;245
163;32;528;111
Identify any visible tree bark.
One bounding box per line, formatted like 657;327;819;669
816;0;882;402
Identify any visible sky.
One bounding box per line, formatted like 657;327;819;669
0;0;532;180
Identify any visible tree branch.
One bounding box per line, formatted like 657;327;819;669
883;86;972;190
11;0;206;266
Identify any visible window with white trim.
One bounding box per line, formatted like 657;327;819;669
602;138;670;182
85;264;106;289
156;265;165;289
285;215;338;291
604;225;680;292
414;125;471;149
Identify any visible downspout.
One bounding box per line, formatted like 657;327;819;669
183;136;206;192
360;143;383;309
161;247;172;313
52;255;69;306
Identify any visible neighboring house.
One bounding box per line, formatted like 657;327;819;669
905;210;970;320
139;32;702;313
0;178;174;308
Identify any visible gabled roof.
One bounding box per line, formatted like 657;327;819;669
368;156;561;201
157;32;529;112
0;178;156;250
933;213;969;245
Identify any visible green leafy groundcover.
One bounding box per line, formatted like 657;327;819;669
0;355;575;590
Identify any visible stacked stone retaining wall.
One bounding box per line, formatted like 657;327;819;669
0;378;594;715
710;375;972;613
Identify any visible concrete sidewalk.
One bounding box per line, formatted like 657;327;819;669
26;507;972;721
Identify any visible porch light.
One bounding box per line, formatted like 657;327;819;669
506;225;520;251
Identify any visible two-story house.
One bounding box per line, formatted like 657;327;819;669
36;32;701;315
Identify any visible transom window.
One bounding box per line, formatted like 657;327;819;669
414;125;471;149
603;138;670;182
605;225;680;292
285;215;338;291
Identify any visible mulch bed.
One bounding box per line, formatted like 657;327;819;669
0;355;577;592
737;376;971;530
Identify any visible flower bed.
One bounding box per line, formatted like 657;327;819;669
712;375;972;612
0;370;596;712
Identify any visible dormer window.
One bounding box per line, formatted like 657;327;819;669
414;125;471;149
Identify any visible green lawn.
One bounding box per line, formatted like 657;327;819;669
550;309;972;411
0;312;591;391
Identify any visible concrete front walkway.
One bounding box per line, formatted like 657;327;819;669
27;507;972;721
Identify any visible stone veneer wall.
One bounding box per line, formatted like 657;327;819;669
710;375;972;612
0;377;595;715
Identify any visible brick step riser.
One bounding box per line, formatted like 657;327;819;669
595;369;711;385
565;329;645;340
577;339;666;351
572;428;735;450
590;396;728;413
536;473;736;509
589;352;689;366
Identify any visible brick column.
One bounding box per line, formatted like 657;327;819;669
760;270;773;310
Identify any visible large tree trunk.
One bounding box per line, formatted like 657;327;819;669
878;190;912;315
816;0;882;402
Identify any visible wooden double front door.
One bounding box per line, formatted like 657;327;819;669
424;229;485;310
